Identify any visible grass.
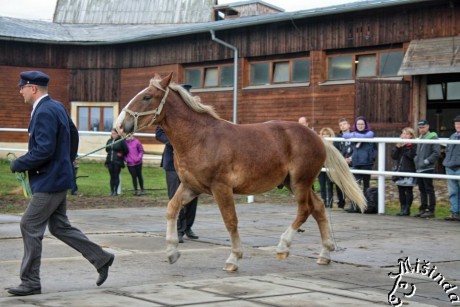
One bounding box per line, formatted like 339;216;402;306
0;158;452;219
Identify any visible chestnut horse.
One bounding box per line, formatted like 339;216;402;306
116;73;366;271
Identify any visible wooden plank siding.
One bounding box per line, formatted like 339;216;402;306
0;1;458;144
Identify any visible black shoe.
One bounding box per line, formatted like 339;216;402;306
96;254;114;286
178;234;184;243
420;211;435;218
185;230;199;240
414;211;424;217
7;285;41;296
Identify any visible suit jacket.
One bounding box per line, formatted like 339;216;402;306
12;96;78;193
155;125;175;171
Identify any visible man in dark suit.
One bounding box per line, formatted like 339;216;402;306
8;71;114;296
155;85;199;244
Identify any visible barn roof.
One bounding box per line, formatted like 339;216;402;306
398;37;460;75
0;0;432;45
53;0;215;24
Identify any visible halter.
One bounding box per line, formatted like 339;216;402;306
123;84;170;133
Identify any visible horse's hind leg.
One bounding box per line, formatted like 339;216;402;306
311;192;335;265
212;188;242;272
276;186;311;260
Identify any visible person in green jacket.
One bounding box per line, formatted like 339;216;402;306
413;120;440;218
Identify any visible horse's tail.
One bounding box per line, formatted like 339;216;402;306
322;139;367;213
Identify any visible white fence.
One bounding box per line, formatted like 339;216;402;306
2;128;460;214
327;136;460;214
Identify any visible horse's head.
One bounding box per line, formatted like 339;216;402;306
116;72;173;135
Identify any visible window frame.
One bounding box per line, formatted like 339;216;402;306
71;102;119;132
246;56;311;88
184;64;234;89
325;49;404;83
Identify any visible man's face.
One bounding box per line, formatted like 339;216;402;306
455;122;460;133
339;121;350;132
418;125;429;135
19;85;36;105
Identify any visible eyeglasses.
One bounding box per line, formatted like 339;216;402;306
19;85;34;91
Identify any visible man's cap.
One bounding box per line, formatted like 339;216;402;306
18;71;50;87
180;84;192;92
417;119;429;127
454;115;460;122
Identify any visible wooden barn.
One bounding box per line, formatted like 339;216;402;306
0;0;459;157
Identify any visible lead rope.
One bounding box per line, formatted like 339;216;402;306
75;133;131;161
7;152;32;198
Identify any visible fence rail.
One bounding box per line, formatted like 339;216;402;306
2;128;460;213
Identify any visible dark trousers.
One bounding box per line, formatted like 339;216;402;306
397;186;414;215
165;171;198;235
107;163;122;194
318;171;333;207
336;186;345;208
417;170;436;212
128;163;144;191
19;191;111;288
353;165;373;192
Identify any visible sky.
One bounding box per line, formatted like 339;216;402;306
0;0;361;21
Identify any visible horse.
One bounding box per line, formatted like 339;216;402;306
116;73;366;272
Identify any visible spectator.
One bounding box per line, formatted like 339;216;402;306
442;115;460;221
318;127;335;207
8;70;114;296
391;127;417;216
105;128;129;196
156;125;199;243
336;118;353;209
124;135;145;196
414;120;440;218
342;116;375;195
298;116;309;128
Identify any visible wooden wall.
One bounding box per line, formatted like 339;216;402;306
0;0;458;143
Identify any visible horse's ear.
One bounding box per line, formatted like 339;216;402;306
160;72;173;89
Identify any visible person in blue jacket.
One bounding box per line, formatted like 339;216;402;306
8;71;114;296
443;115;460;221
342;116;375;211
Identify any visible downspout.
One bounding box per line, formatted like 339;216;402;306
210;30;238;123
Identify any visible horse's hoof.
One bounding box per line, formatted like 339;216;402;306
223;263;238;272
276;251;289;260
316;257;331;265
167;251;181;264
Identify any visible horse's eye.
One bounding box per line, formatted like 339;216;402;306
143;95;152;101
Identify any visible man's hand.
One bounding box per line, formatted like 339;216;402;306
10;161;17;173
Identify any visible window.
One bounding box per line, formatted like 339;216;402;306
292;60;310;82
379;51;403;77
249;57;310;86
356;54;376;77
273;62;289;83
447;82;460;100
185;69;201;88
185;65;234;88
427;84;444;100
328;56;353;80
327;50;403;81
250;63;270;85
71;102;118;132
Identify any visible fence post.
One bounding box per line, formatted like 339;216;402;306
377;141;386;214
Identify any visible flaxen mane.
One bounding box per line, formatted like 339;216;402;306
149;78;221;120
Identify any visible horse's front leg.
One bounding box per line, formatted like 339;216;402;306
166;184;196;264
212;189;242;272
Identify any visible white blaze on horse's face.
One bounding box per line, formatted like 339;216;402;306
116;86;150;135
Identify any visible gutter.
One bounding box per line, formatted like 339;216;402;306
210;30;238;124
